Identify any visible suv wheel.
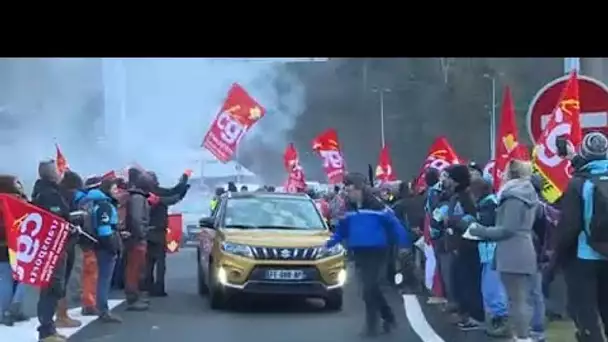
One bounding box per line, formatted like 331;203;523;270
197;253;208;296
324;292;343;311
209;266;228;310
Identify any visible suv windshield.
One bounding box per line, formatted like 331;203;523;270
222;196;326;230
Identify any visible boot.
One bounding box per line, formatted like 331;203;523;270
54;298;82;328
39;333;67;342
9;302;29;322
486;316;511;338
81;306;100;316
1;311;14;326
98;312;123;323
126;300;149;311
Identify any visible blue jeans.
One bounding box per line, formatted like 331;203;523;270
96;250;117;314
481;262;508;318
0;262;25;313
528;271;546;334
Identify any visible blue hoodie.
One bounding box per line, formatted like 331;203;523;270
326;207;411;249
579;160;608;260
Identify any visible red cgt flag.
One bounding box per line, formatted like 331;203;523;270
375;145;396;183
0;194;71;288
55;143;69;177
312;128;345;184
283;143;307;192
533;71;582;203
202;83;266;163
493;86;521;191
284;143;299;172
414;136;461;193
166;213;183;254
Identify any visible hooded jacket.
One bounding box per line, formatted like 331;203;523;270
147;174;190;244
469;178;539;274
125;175;152;244
31;164;71;221
554;159;608;263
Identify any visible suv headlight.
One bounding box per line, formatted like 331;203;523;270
221;242;254;258
316;244;345;259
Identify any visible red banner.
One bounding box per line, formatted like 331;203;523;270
283;143;307;192
375;145;396;183
202;83;266;163
312;128;345;184
414;136;461;192
0;194;70;288
533;71;582;203
493;86;521;191
166;213;183;253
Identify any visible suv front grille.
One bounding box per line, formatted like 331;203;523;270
251;247;322;261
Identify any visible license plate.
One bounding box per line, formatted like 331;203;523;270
265;270;305;280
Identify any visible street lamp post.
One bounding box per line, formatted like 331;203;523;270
371;87;391;148
483;74;497;159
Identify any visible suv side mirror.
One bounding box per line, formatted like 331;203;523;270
199;217;215;229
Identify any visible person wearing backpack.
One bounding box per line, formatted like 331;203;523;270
87;177;123;323
553;132;608;342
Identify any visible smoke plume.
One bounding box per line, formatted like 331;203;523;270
0;58;306;189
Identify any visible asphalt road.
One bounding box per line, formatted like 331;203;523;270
2;247;503;342
66;248;426;342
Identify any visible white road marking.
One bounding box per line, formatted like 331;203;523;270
402;294;445;342
0;299;124;341
541;111;608;130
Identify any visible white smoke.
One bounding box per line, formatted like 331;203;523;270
0;58;307;189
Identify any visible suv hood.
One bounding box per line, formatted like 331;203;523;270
221;228;331;247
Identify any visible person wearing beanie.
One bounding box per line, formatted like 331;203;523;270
77;175;104;316
443;164;485;330
31;160;80;342
86;178;123;323
326;172;411;336
553;131;608;342
50;171;86;328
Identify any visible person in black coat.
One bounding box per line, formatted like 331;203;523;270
32;161;82;341
144;171;190;297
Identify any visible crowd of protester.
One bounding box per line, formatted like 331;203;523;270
0;163;190;342
2;132;608;342
353;131;607;342
311;132;608;341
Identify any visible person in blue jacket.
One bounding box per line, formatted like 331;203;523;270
75;177;123;323
326;172;411;337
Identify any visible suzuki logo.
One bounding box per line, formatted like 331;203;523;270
280;249;292;259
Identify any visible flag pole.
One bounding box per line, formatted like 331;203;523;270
564;58;580;74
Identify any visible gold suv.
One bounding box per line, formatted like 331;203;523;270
196;192;346;310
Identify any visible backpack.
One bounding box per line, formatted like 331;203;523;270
583;175;608;258
79;198;112;242
79;200;98;241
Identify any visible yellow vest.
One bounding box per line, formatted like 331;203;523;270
210;199;218;211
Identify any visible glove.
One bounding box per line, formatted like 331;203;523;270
184;169;193;177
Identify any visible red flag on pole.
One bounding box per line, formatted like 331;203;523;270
0;194;71;288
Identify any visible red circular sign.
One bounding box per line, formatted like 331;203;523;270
527;75;608;143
